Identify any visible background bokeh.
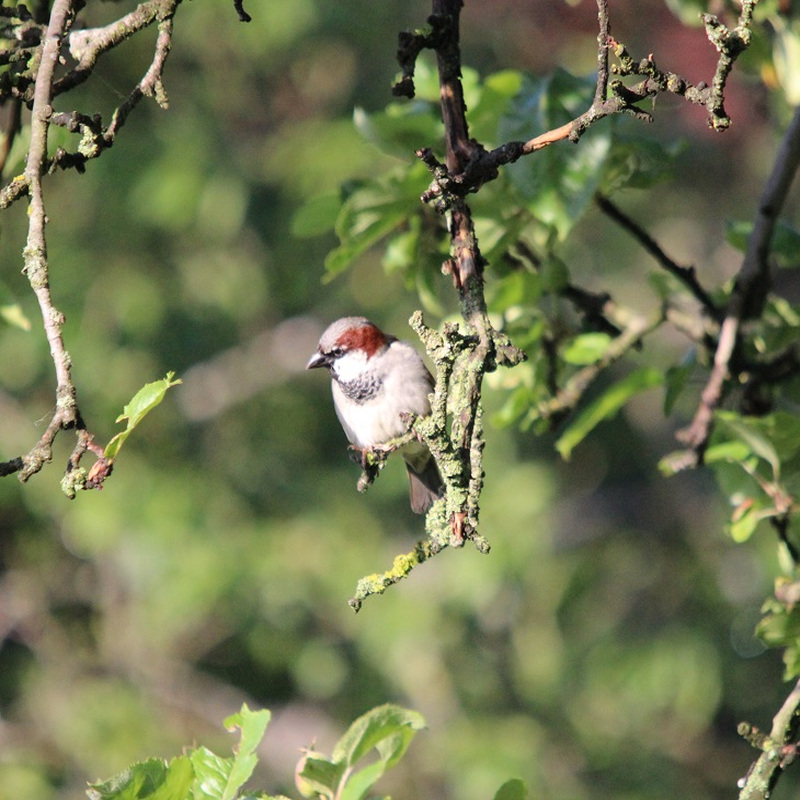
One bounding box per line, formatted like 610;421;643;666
0;1;797;798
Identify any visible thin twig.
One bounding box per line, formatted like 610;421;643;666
49;1;178;173
0;100;22;179
56;0;178;96
739;677;800;799
537;309;662;422
595;194;720;318
594;0;610;104
675;104;800;465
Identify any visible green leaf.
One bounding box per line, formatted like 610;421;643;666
726;218;800;268
467;69;524;146
222;706;271;800
0;280;31;331
773;17;800;106
331;704;425;768
768;412;800;462
0;302;31;331
493;778;529;800
498;69;612;239
295;753;345;799
382;227;420;273
561;333;612;366
294;705;426;800
555;367;663;460
600;133;680;193
353;102;443;159
715;412;781;479
728;504;767;543
87;757;193;800
492;385;535;428
324;164;430;278
291;192;342;238
703;440;753;465
104;372;182;461
88;759;168;800
337;761;388;800
190;748;234;800
190;705;270;800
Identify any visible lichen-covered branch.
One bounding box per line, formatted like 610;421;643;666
351;0;527;608
413;0;524;545
703;0;757;131
49;0;179;174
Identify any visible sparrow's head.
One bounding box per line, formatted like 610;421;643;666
306;317;393;372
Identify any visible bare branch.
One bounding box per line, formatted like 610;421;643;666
674;103;800;466
536;308;662;424
406;0;757;206
2;0;180;490
49;1;179;173
18;0;79;482
233;0;251;23
56;0;178;96
738;678;800;799
595;194;720;319
703;0;757;131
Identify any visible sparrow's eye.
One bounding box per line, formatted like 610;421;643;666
329;346;345;358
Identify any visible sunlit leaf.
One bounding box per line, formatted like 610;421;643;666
104;372;182;461
222;705;271;800
703;440;753;464
468;69;525;146
87;757;193;800
295;753;344;799
324;164;430;278
0;303;31;331
291;192;342;238
773;17;800;106
0;280;31;331
715;412;781;479
353;102;443;159
556;367;663;460
728;504;766;543
498;69;612;239
331;704;426;768
561;333;612;366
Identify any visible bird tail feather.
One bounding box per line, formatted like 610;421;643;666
406;456;444;514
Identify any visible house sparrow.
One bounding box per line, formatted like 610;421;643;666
307;316;444;513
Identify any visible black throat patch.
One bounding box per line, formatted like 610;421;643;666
334;371;382;404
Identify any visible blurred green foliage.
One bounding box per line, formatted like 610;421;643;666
2;1;800;799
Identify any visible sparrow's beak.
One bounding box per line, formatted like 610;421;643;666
306;351;331;370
